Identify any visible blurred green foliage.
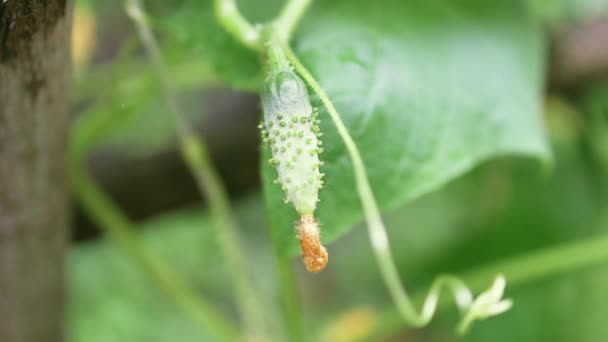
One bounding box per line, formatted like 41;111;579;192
69;0;608;341
68;114;608;341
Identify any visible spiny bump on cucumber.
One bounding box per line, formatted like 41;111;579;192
260;66;328;272
261;68;324;215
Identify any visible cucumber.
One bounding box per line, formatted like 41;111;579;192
261;67;328;272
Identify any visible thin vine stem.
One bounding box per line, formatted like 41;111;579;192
213;0;262;50
125;0;268;339
275;255;304;342
71;164;239;341
282;42;509;332
274;0;313;42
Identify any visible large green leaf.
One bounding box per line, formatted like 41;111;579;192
263;0;550;256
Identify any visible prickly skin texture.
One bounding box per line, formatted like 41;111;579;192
261;68;323;215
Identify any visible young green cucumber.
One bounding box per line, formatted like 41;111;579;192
261;67;328;272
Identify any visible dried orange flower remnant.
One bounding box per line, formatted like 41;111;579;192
298;215;328;272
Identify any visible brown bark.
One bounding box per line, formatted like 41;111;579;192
0;1;72;341
550;16;608;89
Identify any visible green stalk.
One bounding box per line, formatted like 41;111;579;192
276;255;304;342
125;0;268;339
213;0;312;50
213;0;261;50
274;0;313;41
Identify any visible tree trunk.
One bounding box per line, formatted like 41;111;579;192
0;1;72;341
